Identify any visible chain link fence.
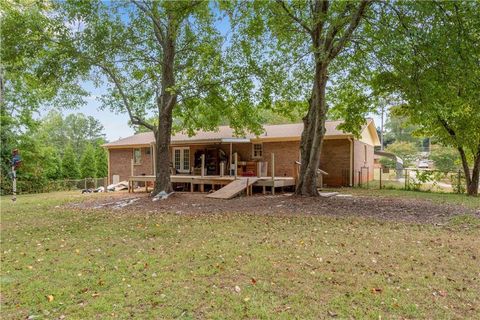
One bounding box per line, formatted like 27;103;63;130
0;177;108;195
357;168;467;194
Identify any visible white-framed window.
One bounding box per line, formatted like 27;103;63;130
252;143;263;158
173;147;190;173
133;148;142;165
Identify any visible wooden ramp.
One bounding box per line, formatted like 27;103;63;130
206;177;259;199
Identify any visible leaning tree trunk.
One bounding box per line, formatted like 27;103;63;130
295;61;328;196
458;146;480;196
466;149;479;197
153;24;176;194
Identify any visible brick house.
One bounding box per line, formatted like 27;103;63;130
103;119;380;188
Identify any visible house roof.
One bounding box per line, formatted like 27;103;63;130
103;119;380;148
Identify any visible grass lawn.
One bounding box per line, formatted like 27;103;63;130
339;187;480;209
1;191;479;319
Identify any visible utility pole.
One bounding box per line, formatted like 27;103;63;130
380;100;385;151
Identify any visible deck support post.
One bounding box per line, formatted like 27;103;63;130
200;154;205;192
220;162;225;177
271;153;275;195
201;154;205;177
234;153;238;179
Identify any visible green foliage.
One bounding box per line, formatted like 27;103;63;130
79;144;96;179
0;0;87;112
95;147;108;178
62;145;80;179
430;145;460;173
231;1;376;135
384;113;421;145
57;0;264;138
44;148;63;180
380;141;417;168
370;1;480;193
450;173;466;194
36;111;106;154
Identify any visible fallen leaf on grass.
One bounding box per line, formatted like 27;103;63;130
234;285;241;293
327;310;338;317
251;278;257;285
371;288;382;293
47;295;54;302
433;290;447;297
91;293;100;298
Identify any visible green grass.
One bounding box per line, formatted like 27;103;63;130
1;191;479;319
329;186;480;209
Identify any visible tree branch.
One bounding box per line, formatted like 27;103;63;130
275;0;312;34
131;0;166;49
328;0;371;60
97;64;156;132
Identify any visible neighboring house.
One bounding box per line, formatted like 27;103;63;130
103;119;380;188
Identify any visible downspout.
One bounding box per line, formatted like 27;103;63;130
348;137;354;186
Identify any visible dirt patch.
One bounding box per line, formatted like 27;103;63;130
69;191;478;224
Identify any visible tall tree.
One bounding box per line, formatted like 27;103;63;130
36;111;106;155
59;0;262;194
233;0;372;196
62;144;80;179
80;144;97;178
1;0;86;183
95;147;108;178
371;1;480;195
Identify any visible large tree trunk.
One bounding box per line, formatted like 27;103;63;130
153;21;176;194
458;146;480;196
295;61;328;196
154;116;173;194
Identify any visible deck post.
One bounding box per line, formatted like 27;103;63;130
271;153;275;195
220;162;225;177
229;143;233;175
201;154;205;177
234;153;238;179
200;154;205;192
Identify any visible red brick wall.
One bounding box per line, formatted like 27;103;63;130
133;147;154;176
319;139;351;187
109;147;153;182
261;141;300;177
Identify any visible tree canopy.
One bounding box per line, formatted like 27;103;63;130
371;1;480;195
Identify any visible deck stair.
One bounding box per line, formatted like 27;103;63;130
206;177;259;199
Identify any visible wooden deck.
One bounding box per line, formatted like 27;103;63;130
128;175;296;195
